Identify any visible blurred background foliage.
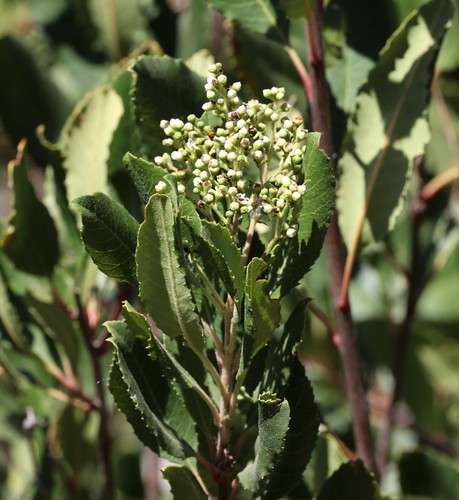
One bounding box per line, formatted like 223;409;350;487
0;0;459;498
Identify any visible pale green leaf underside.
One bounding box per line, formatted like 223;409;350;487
337;0;453;251
136;194;204;352
62;86;124;201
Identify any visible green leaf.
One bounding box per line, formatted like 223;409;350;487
208;0;285;39
243;258;281;368
317;460;379;500
123;152;167;205
136;194;205;352
192;220;245;304
122;302;216;434
108;354;160;453
337;0;453;257
162;466;207;500
399;448;459;499
61;86;124;201
279;0;307;18
106;320;197;461
131;55;206;158
176;0;210;60
0;36;71;163
88;0;149;60
262;359;319;499
270;133;335;296
233;26;307;115
71;192;139;285
327;45;374;114
239;393;290;491
1;142;59;276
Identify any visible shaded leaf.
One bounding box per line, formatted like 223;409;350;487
262;359;319;499
242;258;281;371
337;0;453;257
108;354;160;453
162;466;207;500
208;0;287;40
106;320;197;461
192;220;245;305
136;194;204;352
131;55;205;158
399;448;459;499
123;152;167;205
317;460;378;500
122;302;216;434
71;192;139;285
61;86;124;201
1;141;59;276
270;133;335;296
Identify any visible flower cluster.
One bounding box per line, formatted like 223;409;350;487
154;63;308;238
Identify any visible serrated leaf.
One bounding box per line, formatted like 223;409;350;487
239;393;290;491
162;466;207;500
106;320;197;461
191;220;245;304
262;359;319;499
317;460;378;500
71;192;139;285
208;0;286;40
61;86;124;201
123;152;167;205
1;141;59;276
131;55;206;158
122;302;216;433
108;354;160;453
269;133;335;296
243;258;281;369
337;1;453;266
136;194;204;352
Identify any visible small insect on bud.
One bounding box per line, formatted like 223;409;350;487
208;129;216;139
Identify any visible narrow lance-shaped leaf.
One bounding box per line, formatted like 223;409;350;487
71;192;139;285
1;141;59;276
106;320;197;462
241;258;281;376
136;194;205;352
337;0;453;304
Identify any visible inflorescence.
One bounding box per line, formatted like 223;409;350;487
154;62;308;239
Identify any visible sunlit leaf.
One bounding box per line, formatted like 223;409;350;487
61;86;124;201
136;194;205;352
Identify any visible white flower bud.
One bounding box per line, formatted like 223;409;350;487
292;191;302;201
155;181;167;193
298;184;307;194
207;90;216;100
227;89;237;99
171;151;183;161
177;184;186;194
170;118;184;129
199;171;209;180
217;74;227;85
229;201;240;211
227;152;237;162
276;198;286;209
154;156;164;165
204;193;214;203
231;82;241;91
202;102;213;111
286;227;297;238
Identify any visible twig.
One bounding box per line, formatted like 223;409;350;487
305;0;377;476
308;301;340;346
